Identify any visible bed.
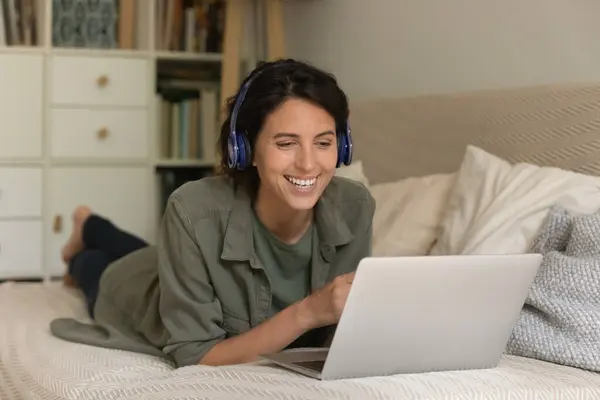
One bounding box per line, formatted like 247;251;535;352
3;83;600;399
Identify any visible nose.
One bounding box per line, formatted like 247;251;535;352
296;144;316;172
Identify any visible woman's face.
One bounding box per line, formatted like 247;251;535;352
253;98;338;212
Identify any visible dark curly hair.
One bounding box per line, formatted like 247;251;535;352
217;58;349;198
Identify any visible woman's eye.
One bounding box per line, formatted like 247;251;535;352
276;142;294;149
318;141;332;148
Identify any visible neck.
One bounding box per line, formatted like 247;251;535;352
254;190;313;245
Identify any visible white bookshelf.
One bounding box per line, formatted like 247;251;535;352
0;0;245;281
0;0;286;281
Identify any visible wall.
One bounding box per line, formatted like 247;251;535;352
284;0;600;100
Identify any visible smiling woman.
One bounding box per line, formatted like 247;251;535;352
49;58;375;369
253;98;339;243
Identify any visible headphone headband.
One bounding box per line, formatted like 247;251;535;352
229;77;254;147
227;64;353;171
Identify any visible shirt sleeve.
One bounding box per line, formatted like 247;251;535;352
157;194;227;367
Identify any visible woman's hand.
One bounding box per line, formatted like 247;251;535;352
199;272;356;366
296;272;355;330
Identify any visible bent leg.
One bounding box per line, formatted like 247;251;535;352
61;206;149;289
68;249;113;318
82;214;148;260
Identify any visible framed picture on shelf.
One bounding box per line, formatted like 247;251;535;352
52;0;119;49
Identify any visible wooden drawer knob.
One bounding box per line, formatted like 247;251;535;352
53;215;62;233
97;75;109;87
97;127;109;140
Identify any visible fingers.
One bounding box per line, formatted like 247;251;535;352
345;272;355;284
336;271;355;284
332;272;356;287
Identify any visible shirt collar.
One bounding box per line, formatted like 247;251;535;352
220;182;353;262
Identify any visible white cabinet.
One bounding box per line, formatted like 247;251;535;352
41;52;155;279
46;167;154;277
0;52;156;280
0;0;228;280
0;54;43;159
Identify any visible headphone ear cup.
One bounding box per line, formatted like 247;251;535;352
337;130;353;167
236;134;247;170
343;126;353;166
336;133;345;168
227;132;238;169
235;132;253;170
241;133;252;169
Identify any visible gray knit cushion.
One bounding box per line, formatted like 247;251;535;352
506;204;600;371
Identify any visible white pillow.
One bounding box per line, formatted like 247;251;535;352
430;145;600;256
370;173;456;257
335;160;370;187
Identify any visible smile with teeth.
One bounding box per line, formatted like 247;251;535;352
285;175;318;188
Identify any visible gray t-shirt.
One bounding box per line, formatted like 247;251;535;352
253;214;313;317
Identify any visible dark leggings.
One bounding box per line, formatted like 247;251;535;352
68;214;148;318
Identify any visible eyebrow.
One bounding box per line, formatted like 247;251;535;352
272;131;335;139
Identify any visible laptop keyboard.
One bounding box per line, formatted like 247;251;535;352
294;360;326;372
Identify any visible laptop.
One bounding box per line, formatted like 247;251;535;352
262;253;542;380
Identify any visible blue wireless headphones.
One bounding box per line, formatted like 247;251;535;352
227;66;353;171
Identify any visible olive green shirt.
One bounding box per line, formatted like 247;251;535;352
50;175;375;368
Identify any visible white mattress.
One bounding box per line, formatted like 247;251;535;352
2;281;600;400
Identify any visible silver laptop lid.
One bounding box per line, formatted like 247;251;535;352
321;254;542;380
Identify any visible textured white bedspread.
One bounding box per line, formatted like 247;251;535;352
1;281;600;400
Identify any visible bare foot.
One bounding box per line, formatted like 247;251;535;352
63;273;78;288
61;205;92;264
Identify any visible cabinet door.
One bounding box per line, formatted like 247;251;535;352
0;54;43;158
0;167;42;217
0;221;43;279
46;167;156;277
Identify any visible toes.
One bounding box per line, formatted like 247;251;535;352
73;206;92;224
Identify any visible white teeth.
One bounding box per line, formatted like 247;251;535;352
286;176;317;187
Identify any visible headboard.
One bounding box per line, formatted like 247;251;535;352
349;83;600;184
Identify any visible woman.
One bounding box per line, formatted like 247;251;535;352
51;58;375;368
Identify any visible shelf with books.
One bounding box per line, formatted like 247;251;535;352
151;0;229;217
155;86;220;165
155;57;221;169
154;0;225;56
51;0;151;52
0;0;46;48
